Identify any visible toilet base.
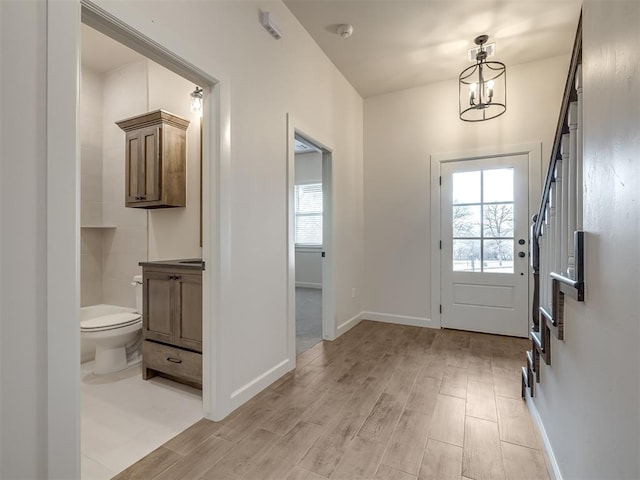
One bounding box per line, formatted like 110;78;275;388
94;345;128;374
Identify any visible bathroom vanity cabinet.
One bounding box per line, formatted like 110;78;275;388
116;110;190;209
139;260;203;387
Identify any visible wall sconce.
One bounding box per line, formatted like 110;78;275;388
459;35;506;122
190;86;203;116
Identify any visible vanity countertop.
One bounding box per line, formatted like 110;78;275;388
139;258;205;271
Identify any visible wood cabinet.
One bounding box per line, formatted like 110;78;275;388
140;262;203;387
116;110;190;209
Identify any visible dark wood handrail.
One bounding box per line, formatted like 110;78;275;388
534;13;582;239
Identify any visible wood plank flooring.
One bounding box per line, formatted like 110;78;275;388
114;321;549;480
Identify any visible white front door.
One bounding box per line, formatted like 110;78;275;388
440;155;529;337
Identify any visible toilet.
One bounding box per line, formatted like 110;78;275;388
81;275;143;374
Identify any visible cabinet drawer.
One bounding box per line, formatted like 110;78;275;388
142;340;201;385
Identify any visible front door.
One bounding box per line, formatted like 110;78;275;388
440;155;529;337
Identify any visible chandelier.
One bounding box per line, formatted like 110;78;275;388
459;35;506;122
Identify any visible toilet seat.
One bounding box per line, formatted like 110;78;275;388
81;312;141;333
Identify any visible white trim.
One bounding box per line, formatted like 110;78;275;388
286;116;297;371
363;312;436;329
230;358;292;401
205;77;232;420
321;149;335;340
430;142;542;336
47;2;82;477
296;282;322;289
336;312;364;337
526;394;563;480
81;1;212;87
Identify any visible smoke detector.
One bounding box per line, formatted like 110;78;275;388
336;24;354;38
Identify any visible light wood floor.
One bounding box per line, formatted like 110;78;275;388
114;321;549;480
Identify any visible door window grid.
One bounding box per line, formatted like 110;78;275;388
452;168;514;273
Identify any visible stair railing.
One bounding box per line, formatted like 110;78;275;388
523;13;585;396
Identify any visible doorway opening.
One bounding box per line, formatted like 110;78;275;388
293;135;325;354
287;121;335;362
73;4;219;478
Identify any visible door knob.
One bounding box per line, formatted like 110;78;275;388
518;251;526;258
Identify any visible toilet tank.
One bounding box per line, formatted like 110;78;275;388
133;274;143;314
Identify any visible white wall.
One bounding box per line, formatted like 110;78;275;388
80;67;104;227
88;0;365;418
147;60;203;261
295;151;323;288
0;0;352;473
81;66;105;306
0;1;49;477
363;55;569;325
93;56;202;308
101;59;149;308
532;2;640;478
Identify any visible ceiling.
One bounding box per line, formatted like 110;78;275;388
283;1;582;98
81;24;144;73
80;2;582;99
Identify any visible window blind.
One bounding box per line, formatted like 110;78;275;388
295;183;323;245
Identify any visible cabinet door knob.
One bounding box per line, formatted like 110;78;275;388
166;357;182;364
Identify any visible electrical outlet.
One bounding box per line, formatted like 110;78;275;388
351;288;356;298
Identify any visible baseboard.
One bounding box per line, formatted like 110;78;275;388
363;311;436;329
228;358;292;406
525;394;563;480
336;311;364;337
295;281;322;289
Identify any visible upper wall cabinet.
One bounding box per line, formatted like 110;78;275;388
116;110;190;209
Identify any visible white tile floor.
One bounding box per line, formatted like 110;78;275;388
81;361;202;479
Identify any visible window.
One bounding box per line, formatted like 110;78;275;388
451;168;514;273
295;183;323;246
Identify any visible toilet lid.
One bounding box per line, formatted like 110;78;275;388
81;312;141;331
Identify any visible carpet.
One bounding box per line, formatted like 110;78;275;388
296;287;323;354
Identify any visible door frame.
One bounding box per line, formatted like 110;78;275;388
430;143;542;332
47;1;227;475
286;114;335;368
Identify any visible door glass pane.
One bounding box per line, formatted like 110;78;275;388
453;239;481;272
483;239;514;273
452;171;481;204
453;205;481;237
483;168;513;202
483;203;514;238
